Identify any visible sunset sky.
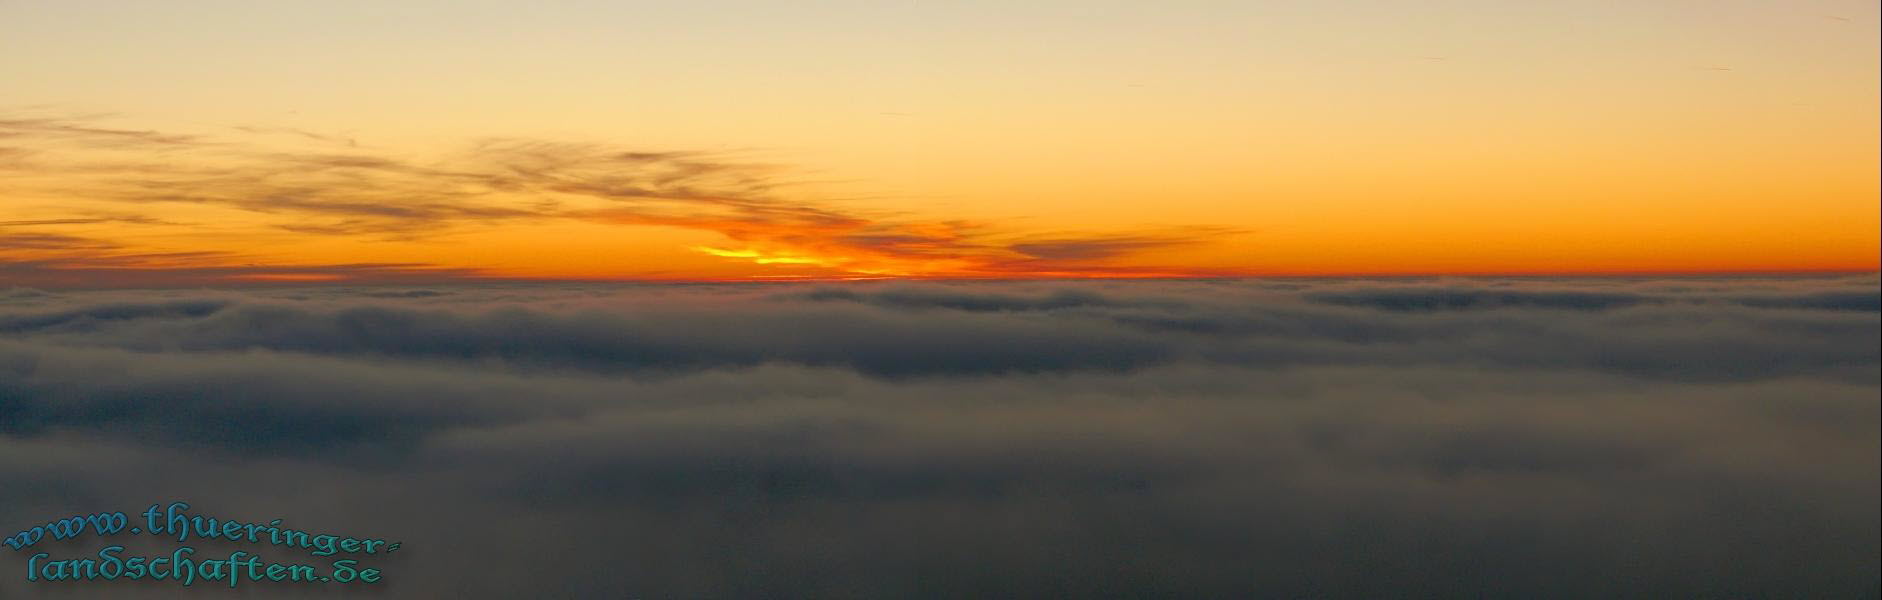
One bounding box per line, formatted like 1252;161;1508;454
2;0;1877;285
1;4;1878;596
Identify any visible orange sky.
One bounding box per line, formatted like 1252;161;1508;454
2;1;1877;286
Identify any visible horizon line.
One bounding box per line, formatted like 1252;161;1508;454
6;267;1877;291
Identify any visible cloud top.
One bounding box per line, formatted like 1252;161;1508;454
0;276;1875;597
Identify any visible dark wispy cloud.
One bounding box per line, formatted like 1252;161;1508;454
0;231;117;251
230;124;359;147
0;277;1874;597
1007;231;1222;261
0;215;167;227
0;257;484;288
2;112;1240;281
0;115;204;148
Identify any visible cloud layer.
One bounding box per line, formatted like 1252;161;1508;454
1;276;1876;597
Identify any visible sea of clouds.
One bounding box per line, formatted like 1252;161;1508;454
1;276;1877;597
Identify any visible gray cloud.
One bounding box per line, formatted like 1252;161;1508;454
0;277;1875;597
1306;288;1655;311
6;279;1868;382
